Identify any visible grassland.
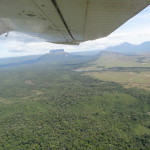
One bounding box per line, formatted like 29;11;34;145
92;52;150;68
76;52;150;90
84;71;150;91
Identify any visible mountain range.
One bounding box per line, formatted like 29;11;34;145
0;41;149;67
70;41;150;56
103;41;150;55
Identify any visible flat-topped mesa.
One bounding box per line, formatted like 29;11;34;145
50;49;64;54
49;49;68;56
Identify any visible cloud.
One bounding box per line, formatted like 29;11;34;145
8;49;25;53
0;6;149;58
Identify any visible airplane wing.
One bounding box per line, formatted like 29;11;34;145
0;0;149;44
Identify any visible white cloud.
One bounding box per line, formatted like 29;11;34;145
0;6;150;58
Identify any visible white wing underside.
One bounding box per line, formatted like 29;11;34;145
0;0;150;44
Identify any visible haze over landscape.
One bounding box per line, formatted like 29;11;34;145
0;2;150;150
0;42;150;149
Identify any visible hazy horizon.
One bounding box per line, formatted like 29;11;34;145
0;6;150;58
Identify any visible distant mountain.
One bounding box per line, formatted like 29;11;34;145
37;51;96;65
101;41;150;55
49;49;68;56
70;41;150;56
0;50;96;67
0;41;149;67
70;50;100;56
0;55;41;67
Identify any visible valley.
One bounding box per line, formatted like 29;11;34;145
0;45;150;149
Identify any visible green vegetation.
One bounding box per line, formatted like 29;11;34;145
0;58;150;149
92;52;150;68
76;52;150;90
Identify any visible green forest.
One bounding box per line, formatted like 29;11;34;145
0;60;150;150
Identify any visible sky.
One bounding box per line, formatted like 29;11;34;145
0;5;150;58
